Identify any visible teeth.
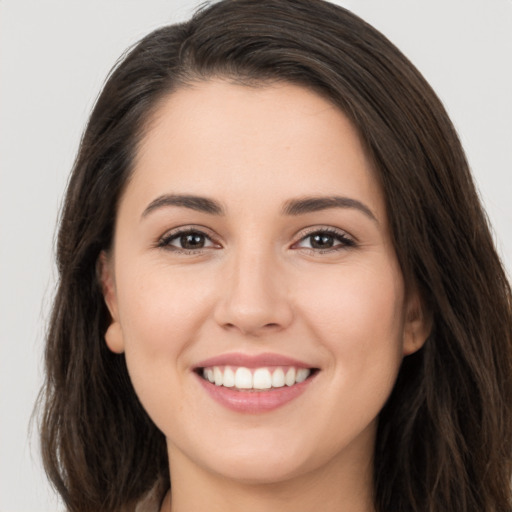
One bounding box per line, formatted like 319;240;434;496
201;366;312;390
235;367;252;389
296;368;310;383
214;367;223;386
253;368;272;390
271;368;285;388
285;368;296;386
223;367;235;387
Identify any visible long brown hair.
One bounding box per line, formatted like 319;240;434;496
40;1;512;510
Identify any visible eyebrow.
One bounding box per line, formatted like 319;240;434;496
282;196;377;222
141;194;225;218
141;193;377;223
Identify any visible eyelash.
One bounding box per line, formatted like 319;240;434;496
157;227;220;254
156;226;356;255
292;227;356;254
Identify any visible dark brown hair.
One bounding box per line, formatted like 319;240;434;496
40;1;512;510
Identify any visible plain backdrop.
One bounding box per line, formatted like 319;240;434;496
1;1;511;511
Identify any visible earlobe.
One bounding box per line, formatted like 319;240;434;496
403;291;431;356
104;322;125;354
98;251;125;354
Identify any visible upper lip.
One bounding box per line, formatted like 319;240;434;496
194;352;315;369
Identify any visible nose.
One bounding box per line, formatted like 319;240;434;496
213;248;294;336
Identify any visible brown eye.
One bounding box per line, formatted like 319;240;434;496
295;229;355;252
310;233;335;249
159;229;218;252
179;232;207;249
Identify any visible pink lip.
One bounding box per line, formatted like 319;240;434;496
193;352;318;414
194;352;313;369
195;372;316;413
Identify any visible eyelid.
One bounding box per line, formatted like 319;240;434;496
155;224;355;253
291;225;356;251
295;225;355;241
157;225;222;251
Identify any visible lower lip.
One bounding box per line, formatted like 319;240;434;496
195;372;315;413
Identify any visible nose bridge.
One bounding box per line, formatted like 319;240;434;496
214;239;292;334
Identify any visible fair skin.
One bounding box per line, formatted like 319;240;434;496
101;80;428;512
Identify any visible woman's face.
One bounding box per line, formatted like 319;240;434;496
102;80;426;485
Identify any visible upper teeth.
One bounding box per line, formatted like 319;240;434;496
202;366;311;390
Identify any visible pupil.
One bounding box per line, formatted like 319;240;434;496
311;234;334;249
180;233;204;249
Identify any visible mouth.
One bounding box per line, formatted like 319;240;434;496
195;365;318;391
193;352;319;412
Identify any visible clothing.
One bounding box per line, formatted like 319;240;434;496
134;479;168;512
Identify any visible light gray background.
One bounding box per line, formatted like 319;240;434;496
1;1;511;511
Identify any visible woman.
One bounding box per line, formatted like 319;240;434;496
40;1;512;511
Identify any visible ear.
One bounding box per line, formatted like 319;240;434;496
98;251;125;354
402;289;431;356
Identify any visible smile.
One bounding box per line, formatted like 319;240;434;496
194;353;319;413
201;365;312;390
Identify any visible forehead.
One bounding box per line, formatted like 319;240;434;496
127;80;385;219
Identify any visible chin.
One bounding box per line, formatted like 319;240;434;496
209;454;311;486
187;432;325;485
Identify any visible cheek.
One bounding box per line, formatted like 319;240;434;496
294;258;405;441
297;257;406;370
115;263;218;418
117;261;215;350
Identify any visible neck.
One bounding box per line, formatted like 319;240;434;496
164;441;375;512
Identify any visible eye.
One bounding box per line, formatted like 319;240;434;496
158;228;220;253
293;228;355;252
